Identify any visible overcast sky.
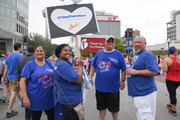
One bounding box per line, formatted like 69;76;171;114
29;0;180;45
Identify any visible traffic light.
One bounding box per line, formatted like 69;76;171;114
23;35;28;43
125;31;127;38
23;35;28;51
129;28;133;37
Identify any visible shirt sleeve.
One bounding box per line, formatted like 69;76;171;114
55;61;79;83
21;61;32;79
145;53;160;73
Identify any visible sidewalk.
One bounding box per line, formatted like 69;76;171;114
0;75;180;120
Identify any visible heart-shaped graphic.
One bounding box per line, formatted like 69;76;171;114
38;73;53;89
51;7;92;34
98;61;111;72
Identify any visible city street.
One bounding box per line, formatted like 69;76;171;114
0;75;180;120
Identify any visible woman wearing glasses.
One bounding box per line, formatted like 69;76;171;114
53;44;83;120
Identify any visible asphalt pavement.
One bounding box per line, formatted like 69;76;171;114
0;75;180;120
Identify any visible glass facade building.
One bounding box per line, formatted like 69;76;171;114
0;0;29;52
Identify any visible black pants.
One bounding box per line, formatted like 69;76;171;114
61;103;79;120
166;80;180;104
30;108;54;120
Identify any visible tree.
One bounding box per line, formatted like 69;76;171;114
114;38;126;53
21;33;58;58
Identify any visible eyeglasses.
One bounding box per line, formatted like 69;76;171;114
135;35;144;38
63;49;71;53
107;40;114;43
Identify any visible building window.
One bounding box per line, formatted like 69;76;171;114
0;20;4;27
0;40;6;51
12;10;16;19
108;17;112;20
12;0;17;6
16;23;18;32
0;6;5;16
6;8;11;17
12;22;16;31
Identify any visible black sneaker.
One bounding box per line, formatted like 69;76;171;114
6;111;18;118
169;109;177;116
167;104;172;110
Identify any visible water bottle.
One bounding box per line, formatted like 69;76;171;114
126;64;131;78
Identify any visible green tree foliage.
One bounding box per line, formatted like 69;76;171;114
24;33;58;58
114;38;126;53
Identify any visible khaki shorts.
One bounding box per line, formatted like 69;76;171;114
9;80;20;92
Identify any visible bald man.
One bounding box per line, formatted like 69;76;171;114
126;36;159;120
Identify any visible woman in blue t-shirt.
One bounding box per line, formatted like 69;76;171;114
20;45;56;120
53;44;83;120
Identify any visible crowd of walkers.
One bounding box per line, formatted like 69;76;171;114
0;35;180;120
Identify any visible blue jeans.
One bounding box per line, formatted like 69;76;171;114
61;103;79;120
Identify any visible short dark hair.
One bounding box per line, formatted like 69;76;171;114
55;44;69;58
28;46;35;53
14;43;21;50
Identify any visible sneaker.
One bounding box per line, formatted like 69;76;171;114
167;104;172;110
7;100;9;105
6;111;18;118
1;97;6;103
169;109;177;116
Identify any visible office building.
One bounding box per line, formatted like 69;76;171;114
166;10;180;42
96;11;121;39
0;0;29;52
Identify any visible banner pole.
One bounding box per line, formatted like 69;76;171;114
74;35;81;59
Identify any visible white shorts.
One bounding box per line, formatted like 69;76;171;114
132;91;157;120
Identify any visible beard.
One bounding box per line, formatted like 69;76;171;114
134;47;142;54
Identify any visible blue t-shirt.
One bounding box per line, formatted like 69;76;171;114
127;50;159;97
6;52;22;80
21;59;56;111
88;58;94;68
92;50;126;93
53;60;82;105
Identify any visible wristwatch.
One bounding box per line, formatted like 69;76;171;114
122;80;125;82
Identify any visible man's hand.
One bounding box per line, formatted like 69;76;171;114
120;81;125;90
126;69;137;75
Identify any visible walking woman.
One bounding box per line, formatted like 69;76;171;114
20;45;56;120
163;46;180;116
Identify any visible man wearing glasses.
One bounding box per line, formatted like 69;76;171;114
126;36;159;120
89;35;126;120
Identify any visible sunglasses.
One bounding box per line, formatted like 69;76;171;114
135;35;144;38
107;39;114;43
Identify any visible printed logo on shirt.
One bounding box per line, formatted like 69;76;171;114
131;55;139;68
46;69;53;72
98;61;111;72
38;72;54;89
109;57;118;63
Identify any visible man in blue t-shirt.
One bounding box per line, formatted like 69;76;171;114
3;43;23;118
126;36;159;120
89;35;126;120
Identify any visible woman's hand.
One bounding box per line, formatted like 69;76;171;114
23;96;31;108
